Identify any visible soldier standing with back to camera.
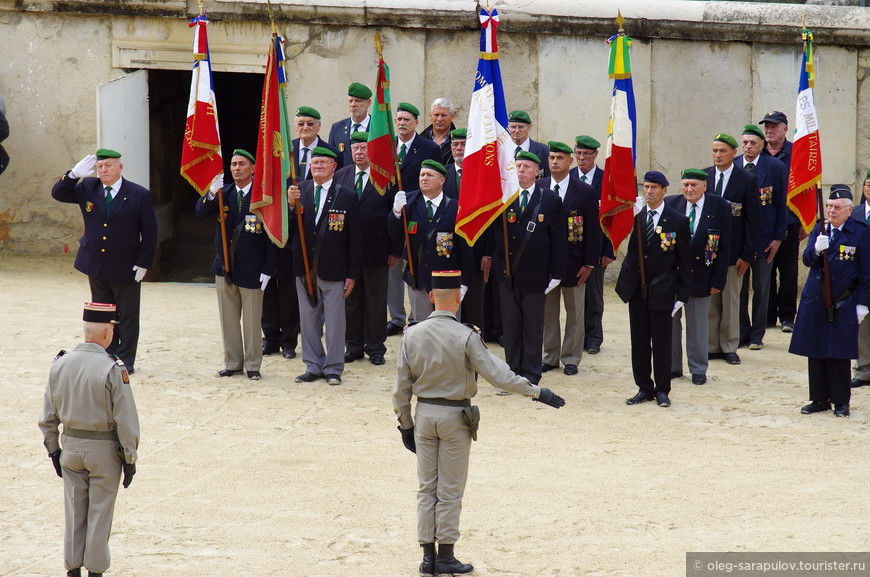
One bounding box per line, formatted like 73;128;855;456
393;270;565;576
39;302;140;577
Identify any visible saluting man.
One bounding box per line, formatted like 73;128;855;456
789;185;870;417
393;270;565;576
51;148;158;374
39;302;140;577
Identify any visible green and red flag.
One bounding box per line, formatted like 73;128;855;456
367;50;396;195
250;34;292;247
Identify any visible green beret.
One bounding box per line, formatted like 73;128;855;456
397;102;420;118
681;168;709;181
574;135;601;150
232;148;255;163
350;131;369;143
347;82;372;100
508;110;531;124
95;148;121;159
310;146;337;159
295;106;321;120
714;133;738;149
742;124;765;140
515;150;541;165
450;128;467;139
421;159;447;175
865;169;870;180
548;141;573;155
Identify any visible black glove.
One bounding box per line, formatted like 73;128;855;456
534;388;565;409
122;463;136;488
49;449;62;478
398;426;416;454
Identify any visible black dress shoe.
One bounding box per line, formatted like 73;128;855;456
670;370;683;379
125;366;135;375
655;392;671;407
326;374;342;386
851;378;870;388
218;369;242;377
344;352;364;363
585;344;601;354
801;401;831;414
541;362;559;373
88;572;103;577
563;364;578;375
834;404;850;417
386;322;404;336
369;353;385;366
691;373;707;385
738;340;749;348
708;352;724;360
247;370;261;380
282;348;296;359
724;352;741;365
497;336;505;348
625;391;655;405
262;343;280;355
295;372;323;383
67;569;81;577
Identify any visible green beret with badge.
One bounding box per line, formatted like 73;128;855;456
714;133;738;148
515;150;541;165
232;148;256;163
450;128;467;139
421;159;447;175
742;124;765;140
548;141;573;155
397;102;420;118
347;82;372;99
574;135;601;150
681;168;708;181
508;110;531;124
311;146;337;159
295;106;321;119
350;131;369;143
95;148;121;160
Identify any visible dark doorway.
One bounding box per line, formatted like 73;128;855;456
148;68;264;282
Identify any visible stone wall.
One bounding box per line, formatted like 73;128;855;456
1;0;869;255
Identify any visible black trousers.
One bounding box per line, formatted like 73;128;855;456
584;265;607;347
89;277;141;369
483;272;503;340
460;269;485;330
261;270;300;352
768;221;800;324
628;292;673;394
499;279;545;385
345;265;389;356
807;357;851;406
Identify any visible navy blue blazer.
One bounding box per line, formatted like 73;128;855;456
398;134;441;191
527;139;551;178
852;200;870;228
541;175;601;286
52;173;157;285
195;184;279;289
333;164;401;269
615;204;691;311
292;137;343;182
289;180;361;283
327;115;370;166
443;164;462;200
705;165;761;265
735;154;787;249
388;191;472;292
789;218;870;359
493;183;566;292
570;164;614;261
665;193;732;298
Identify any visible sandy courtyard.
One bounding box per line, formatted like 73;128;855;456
2;254;869;577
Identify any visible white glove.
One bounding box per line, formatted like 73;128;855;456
858;304;869;325
633;195;644;216
133;266;147;282
671;300;684;318
393;190;407;215
545;279;560;295
814;234;829;254
208;174;224;197
460;284;468;301
70;154;96;178
259;273;271;291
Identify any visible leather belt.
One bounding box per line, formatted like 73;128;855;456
63;427;119;441
417;397;471;407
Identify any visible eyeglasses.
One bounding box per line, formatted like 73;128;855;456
575;151;597;157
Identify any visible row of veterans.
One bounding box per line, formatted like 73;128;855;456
49;85;870;399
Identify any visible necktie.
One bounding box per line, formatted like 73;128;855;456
744;162;755;172
554;183;560;198
237;189;245;213
866;208;870;226
398;143;407;163
646;210;656;244
830;227;838;245
714;172;724;196
352;123;361;134
689;203;697;236
457;168;462;192
104;186;113;216
354;172;364;199
426;200;434;220
580;175;587;183
314;184;322;219
300;148;310;176
514;145;522;158
520;189;529;214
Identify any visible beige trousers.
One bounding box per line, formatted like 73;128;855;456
216;275;264;372
708;265;741;354
543;284;586;367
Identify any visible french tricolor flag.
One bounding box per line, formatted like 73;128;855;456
455;7;519;247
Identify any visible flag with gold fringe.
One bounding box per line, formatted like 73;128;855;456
367;48;396;195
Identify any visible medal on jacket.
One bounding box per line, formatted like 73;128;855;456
436;232;454;258
328;211;346;231
660;231;677;251
567;213;583;243
759;186;773;206
705;233;720;266
839;245;856;261
507;210;516;223
86;201;94;213
244;214;262;233
730;201;743;217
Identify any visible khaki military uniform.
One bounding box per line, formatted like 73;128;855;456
39;342;140;574
393;310;540;544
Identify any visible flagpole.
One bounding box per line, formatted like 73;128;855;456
374;32;416;286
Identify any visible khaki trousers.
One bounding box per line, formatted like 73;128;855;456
216;275;264;372
414;403;472;545
708;265;741;354
543;284;586;367
60;436;123;574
